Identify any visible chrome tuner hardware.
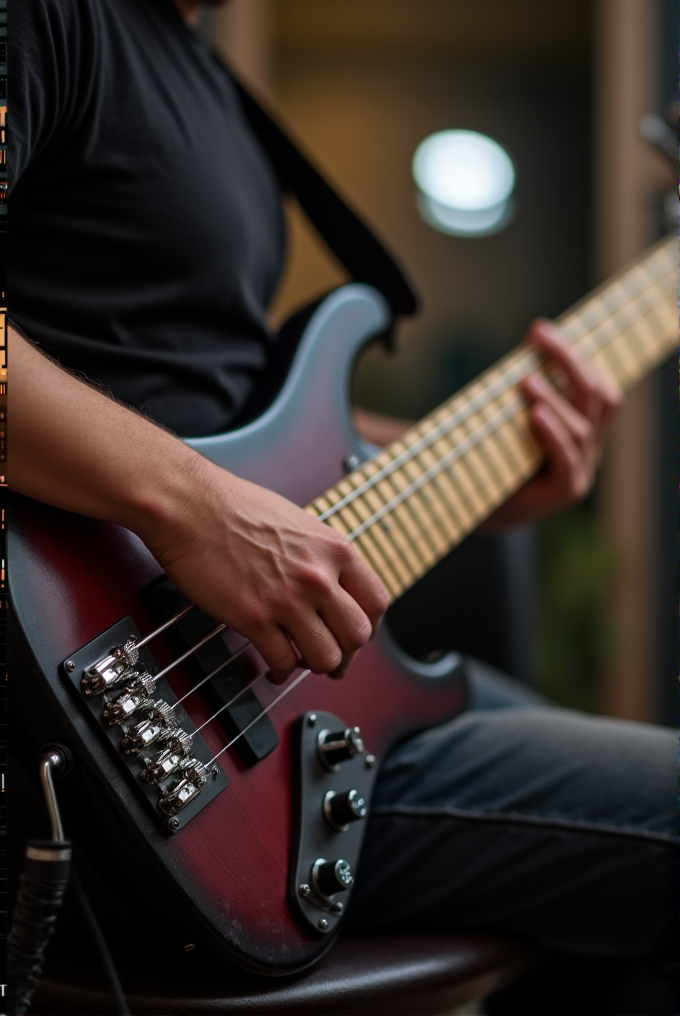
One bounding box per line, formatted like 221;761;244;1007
81;640;140;695
63;615;229;833
323;789;367;832
311;858;353;903
317;727;364;771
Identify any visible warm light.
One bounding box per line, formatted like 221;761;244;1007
413;130;516;236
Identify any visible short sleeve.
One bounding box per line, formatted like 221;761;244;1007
9;0;99;188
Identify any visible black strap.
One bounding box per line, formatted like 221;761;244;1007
230;76;420;319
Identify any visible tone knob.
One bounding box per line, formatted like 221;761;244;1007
317;727;364;770
324;789;367;831
312;858;354;900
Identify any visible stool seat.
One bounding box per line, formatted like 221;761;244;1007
34;934;535;1015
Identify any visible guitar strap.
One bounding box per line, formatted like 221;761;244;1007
229;73;420;321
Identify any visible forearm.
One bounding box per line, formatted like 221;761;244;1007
9;326;387;682
9;327;208;543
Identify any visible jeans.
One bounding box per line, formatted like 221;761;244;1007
348;658;678;1014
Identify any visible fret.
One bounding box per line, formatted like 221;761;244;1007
582;316;637;385
400;458;462;554
599;284;651;369
310;236;676;604
409;449;468;542
448;383;509;501
344;502;412;592
470;377;526;489
501;403;543;482
584;340;626;390
632;264;677;349
353;498;417;590
367;450;442;566
320;487;406;596
360;459;431;578
382;460;445;567
431;418;489;517
394;430;464;546
405;414;479;529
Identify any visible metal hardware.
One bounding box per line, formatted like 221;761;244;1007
133;602;195;651
102;687;155;726
318;918;329;932
307;714;318;727
317;727;364;771
330;902;344;915
146;578;278;767
323;789;367;832
365;754;377;769
39;752;66;841
119;700;176;752
63;616;229;833
344;454;361;473
289;711;378;936
159;760;209;817
312;858;353;903
81;640;139;696
140;746;191;784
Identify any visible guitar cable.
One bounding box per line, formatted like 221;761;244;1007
6;747;130;1016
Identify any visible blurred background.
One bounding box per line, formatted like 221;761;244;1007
205;0;676;725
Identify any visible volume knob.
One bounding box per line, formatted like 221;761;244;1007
317;727;364;770
312;858;354;901
324;789;367;831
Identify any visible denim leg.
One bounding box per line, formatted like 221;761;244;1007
349;657;677;966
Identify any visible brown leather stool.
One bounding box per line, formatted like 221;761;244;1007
33;934;535;1015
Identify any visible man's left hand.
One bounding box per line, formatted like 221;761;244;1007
483;318;622;531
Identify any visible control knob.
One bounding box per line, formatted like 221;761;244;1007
324;789;367;831
312;858;354;901
317;727;364;770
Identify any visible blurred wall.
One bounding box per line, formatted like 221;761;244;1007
266;0;593;423
592;0;672;722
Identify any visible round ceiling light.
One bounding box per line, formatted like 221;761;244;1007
413;130;516;236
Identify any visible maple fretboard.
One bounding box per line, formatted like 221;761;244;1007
308;236;677;602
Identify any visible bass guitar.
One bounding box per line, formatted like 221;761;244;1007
9;235;676;975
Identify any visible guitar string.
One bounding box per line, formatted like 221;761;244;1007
189;292;666;762
134;603;196;650
135;255;674;748
192;667;267;735
316;267;672;531
341;292;671;546
173;641;251;707
205;668;312;768
172;310;620;745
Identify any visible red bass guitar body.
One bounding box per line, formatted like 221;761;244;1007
9;286;467;975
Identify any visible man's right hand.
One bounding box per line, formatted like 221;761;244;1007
10;328;388;684
141;462;388;683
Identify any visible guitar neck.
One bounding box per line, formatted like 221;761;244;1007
308;236;677;602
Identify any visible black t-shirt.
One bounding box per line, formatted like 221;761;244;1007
10;0;286;436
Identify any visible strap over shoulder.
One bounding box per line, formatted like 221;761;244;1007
230;73;420;320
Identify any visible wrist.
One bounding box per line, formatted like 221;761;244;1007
125;436;216;552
